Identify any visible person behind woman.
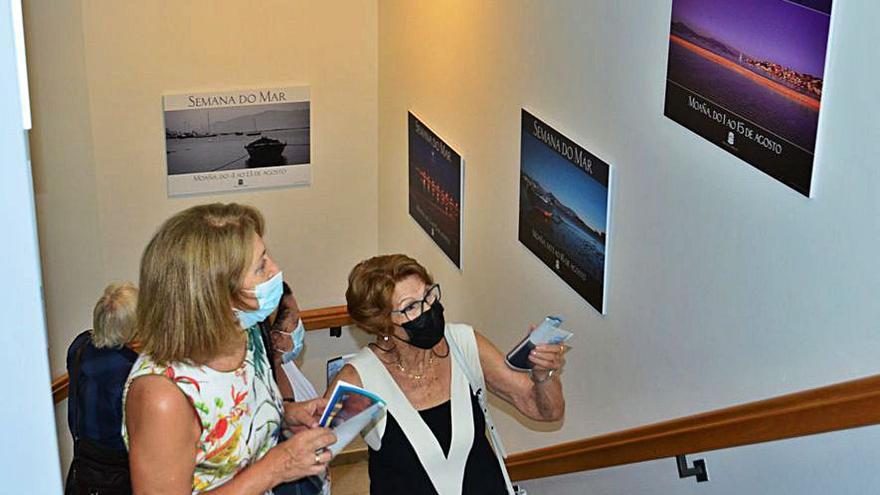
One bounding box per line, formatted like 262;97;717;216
263;281;328;495
66;282;139;494
123;203;335;494
331;254;567;495
265;281;317;405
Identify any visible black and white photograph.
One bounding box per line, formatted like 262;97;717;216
408;112;463;268
164;86;311;196
519;110;612;313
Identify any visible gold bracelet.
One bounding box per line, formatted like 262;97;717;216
529;368;555;384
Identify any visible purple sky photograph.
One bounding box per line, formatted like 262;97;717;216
671;0;831;77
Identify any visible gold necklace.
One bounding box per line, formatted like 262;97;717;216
396;354;435;380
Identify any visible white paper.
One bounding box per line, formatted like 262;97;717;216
327;402;385;456
528;321;574;346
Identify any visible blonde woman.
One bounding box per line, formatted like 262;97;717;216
123;203;335;494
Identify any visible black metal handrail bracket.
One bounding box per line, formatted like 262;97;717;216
676;454;709;483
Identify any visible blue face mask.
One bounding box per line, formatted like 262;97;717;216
235;271;284;329
280;318;306;363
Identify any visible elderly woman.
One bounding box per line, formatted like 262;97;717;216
123;203;335;494
66;282;139;494
330;254;566;495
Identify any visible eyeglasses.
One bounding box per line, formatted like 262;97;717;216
391;284;441;322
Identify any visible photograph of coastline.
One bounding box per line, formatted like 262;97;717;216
408;112;463;268
164;86;311;196
519;110;611;313
664;0;832;196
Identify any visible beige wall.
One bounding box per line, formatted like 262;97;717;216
28;0;378;376
26;0;378;473
378;0;880;457
27;0;105;371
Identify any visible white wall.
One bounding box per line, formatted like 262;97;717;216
24;0;378;477
520;423;880;495
377;0;880;465
297;326;374;394
0;0;62;490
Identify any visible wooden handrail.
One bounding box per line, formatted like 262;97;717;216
51;374;69;405
301;305;353;331
52;305;353;404
506;373;880;481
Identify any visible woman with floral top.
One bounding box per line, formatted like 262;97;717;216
123;203;335;494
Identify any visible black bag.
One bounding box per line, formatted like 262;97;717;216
65;334;132;495
272;476;324;495
66;438;132;495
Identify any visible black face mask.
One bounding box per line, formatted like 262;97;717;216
399;300;446;349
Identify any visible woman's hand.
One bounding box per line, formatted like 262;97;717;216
528;342;567;382
268;427;337;484
284;397;328;434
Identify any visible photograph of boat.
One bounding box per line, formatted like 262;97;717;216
408;112;463;268
164;100;308;175
245;136;287;166
664;0;832;196
518;110;611;313
163;86;311;196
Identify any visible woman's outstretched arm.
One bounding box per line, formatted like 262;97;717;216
475;330;566;422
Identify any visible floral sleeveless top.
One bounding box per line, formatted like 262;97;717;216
122;325;283;494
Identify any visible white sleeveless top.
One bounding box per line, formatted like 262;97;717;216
349;323;485;495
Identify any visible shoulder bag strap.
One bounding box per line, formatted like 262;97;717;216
445;333;516;495
69;332;88;441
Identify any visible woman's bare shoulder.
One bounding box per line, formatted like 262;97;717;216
325;363;363;394
126;374;197;425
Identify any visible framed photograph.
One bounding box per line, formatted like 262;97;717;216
163;86;311;196
408;112;463;268
518;110;612;314
664;0;833;196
